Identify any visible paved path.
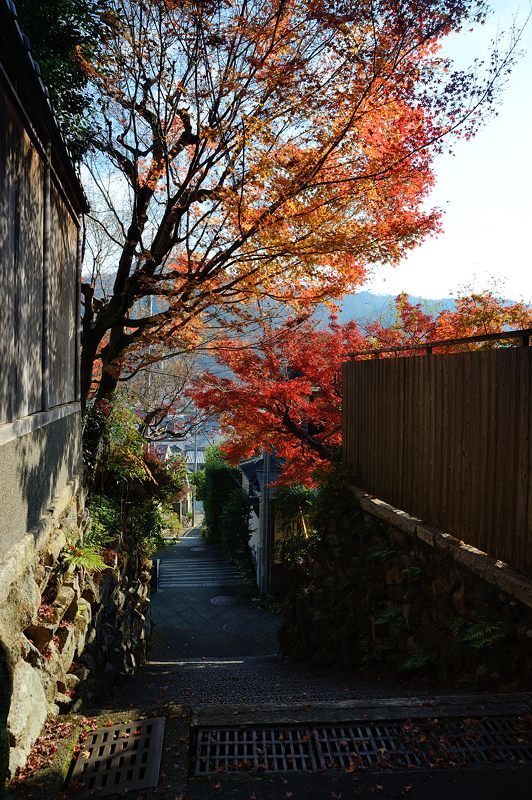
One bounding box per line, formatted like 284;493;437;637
158;534;243;588
149;528;280;661
109;526;420;710
87;528;532;800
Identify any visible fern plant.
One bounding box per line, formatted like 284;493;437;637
366;543;398;561
401;653;436;671
374;605;405;627
453;618;508;650
402;566;424;581
63;544;107;573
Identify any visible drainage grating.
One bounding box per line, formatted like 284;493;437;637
69;717;166;798
194;716;532;776
222;622;249;633
210;595;237;605
195;727;319;774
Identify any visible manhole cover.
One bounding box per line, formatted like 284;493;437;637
210;595;237;605
190;546;207;552
69;718;165;798
222;622;249;633
194;716;532;775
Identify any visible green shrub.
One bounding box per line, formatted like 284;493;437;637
193;446;241;543
84;398;188;558
275;530;321;576
220;488;253;572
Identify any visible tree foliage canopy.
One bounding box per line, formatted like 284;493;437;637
79;0;511;409
191;288;532;484
15;0;110;158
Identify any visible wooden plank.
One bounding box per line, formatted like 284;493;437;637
484;351;498;561
460;352;475;545
342;345;531;577
476;351;490;553
492;350;509;563
522;348;532;577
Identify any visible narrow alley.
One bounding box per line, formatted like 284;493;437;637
110;526;405;709
94;526;532;800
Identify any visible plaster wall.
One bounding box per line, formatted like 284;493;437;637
0;412;81;563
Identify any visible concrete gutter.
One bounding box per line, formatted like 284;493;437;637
194;692;532;728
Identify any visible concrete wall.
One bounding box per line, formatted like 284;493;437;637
0;413;81;564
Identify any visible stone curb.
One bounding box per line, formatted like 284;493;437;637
350;486;532;609
194;693;532;727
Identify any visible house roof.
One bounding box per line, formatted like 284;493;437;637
239;455;283;497
0;0;89;213
239;457;263;481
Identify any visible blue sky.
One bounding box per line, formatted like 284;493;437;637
365;0;532;302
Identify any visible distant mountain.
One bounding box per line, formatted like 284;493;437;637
334;291;455;326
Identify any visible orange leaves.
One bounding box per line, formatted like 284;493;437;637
189;316;365;484
435;286;532;345
189;285;531;485
84;0;504;408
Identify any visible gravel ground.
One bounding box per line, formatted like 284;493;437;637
106;653;420;710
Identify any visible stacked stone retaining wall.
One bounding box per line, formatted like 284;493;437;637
0;480;152;779
280;485;532;688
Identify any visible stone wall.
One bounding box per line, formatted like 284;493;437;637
0;479;152;780
280;485;532;688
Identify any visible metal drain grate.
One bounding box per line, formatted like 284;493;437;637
210;595;237;605
69;717;166;798
315;717;532;770
194;716;532;776
195;727;319;774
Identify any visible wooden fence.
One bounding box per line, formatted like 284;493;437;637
343;334;532;577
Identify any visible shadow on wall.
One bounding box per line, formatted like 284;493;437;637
0;643;12;798
14;414;81;540
0;413;81;564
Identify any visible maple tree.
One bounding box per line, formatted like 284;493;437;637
365;287;532;351
190;288;531;484
191;316;365;484
79;0;513;414
434;286;532;342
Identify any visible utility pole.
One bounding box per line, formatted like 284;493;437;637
191;427;198;528
147;295;153;394
259;448;270;597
